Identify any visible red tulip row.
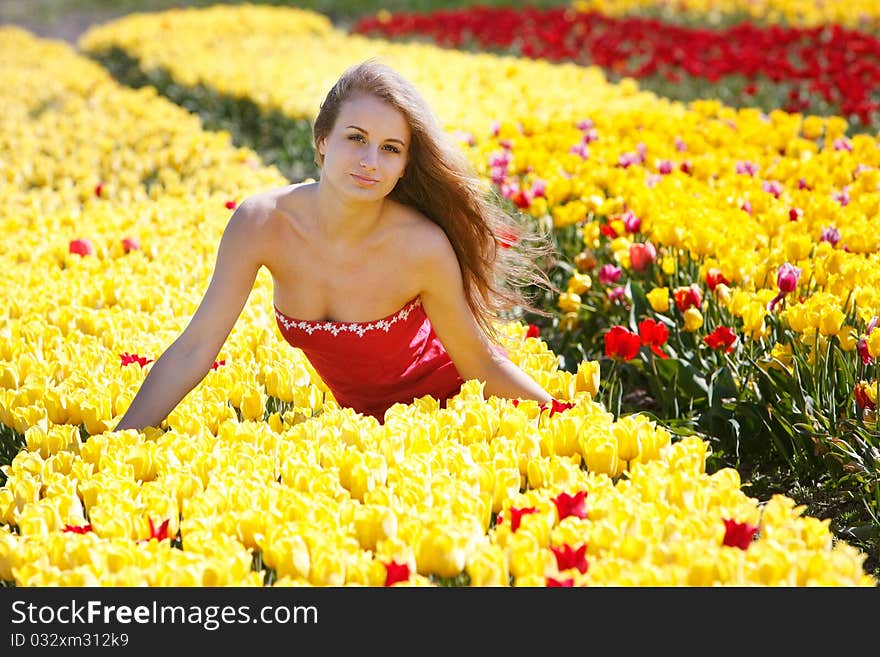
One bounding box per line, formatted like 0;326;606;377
352;6;880;127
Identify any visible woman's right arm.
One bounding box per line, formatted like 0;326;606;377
113;198;268;432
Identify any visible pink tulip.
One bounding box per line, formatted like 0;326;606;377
598;264;622;285
768;262;801;311
621;210;641;233
777;262;801;293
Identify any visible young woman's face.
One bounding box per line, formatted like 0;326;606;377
317;93;410;200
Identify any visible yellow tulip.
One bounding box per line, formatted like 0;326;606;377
614;420;641;463
239;387;266;421
466;544;509;586
868;330;880;359
262;530;311;581
574;360;600;396
567;272;592;295
415;527;468;579
837;325;858;351
310;551;346;586
557;292;581;313
818;307;845;337
741;303;765;337
580;436;619;477
683;307;704;332
644;287;668;313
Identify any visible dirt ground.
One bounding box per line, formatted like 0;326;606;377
1;5;114;44
0;1;189;45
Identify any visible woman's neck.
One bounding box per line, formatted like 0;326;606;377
314;179;385;246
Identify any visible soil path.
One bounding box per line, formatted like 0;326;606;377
0;2;178;45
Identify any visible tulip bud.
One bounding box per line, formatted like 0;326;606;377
818;307;844;336
69;239;95;257
854;381;877;410
683;307;704;332
466;545;509;586
705;267;729;290
614;422;641;462
557;292;581;313
868;330;880;359
575;360;600;396
581;437;619;476
415;528;468;578
574;250;597;272
239;388;265;421
776;262;801;293
714;283;732;304
674;284;702;312
629;241;656;272
646;286;670;313
567;272;592;295
560;311;580;332
598;264;622;285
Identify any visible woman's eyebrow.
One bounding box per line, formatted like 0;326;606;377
345;125;406;146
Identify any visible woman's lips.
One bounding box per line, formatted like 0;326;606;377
351;173;379;185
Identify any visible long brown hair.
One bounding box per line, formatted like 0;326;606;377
313;59;556;339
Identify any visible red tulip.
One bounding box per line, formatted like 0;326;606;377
69;238;95;257
120;352;154;368
352;7;880;132
629;241;656;272
638;318;669;358
858;317;878;365
854;381;877;410
384;560;411;586
546;576;574;587
605;325;641;361
705;268;729;291
540;399;575;417
225;200;237;210
552;491;588;521
121;236;141;253
551;543;589;574
498;506;538;533
143;517;172;543
704;326;737;353
722;518;759;550
673;285;702;312
599;223;618;239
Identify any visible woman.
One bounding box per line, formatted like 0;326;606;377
114;59;555;430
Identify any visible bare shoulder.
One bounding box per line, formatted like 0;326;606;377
229;183;313;238
387;201;454;259
386;202;459;286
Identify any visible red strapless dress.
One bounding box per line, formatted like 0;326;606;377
273;296;464;422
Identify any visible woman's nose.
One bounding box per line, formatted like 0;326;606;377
360;149;378;170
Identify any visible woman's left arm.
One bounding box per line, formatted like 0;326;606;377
416;227;553;404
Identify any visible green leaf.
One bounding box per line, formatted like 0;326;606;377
627;280;649;330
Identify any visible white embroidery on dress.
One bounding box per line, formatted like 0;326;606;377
275;297;421;338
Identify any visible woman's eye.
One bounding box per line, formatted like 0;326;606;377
348;134;365;142
383;145;401;154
